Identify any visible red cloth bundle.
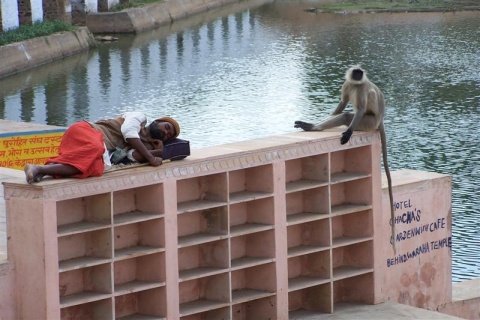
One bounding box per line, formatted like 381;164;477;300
46;121;105;178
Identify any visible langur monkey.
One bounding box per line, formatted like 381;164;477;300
294;66;396;253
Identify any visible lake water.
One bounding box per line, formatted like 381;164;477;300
0;1;478;281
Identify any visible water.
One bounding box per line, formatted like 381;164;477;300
0;1;479;281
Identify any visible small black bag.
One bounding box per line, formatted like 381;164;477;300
163;138;190;161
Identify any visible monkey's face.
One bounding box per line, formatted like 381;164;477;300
352;69;364;81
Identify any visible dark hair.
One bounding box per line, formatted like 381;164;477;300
149;122;163;140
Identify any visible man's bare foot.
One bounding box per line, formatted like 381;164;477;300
24;164;45;184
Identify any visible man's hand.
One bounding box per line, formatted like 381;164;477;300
150;139;163;150
148;156;163;167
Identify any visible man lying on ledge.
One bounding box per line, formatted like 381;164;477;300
24;112;181;184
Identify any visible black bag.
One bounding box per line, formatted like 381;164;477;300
162;138;190;161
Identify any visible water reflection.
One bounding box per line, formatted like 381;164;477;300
0;2;479;281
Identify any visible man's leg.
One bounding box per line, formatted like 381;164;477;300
24;163;81;183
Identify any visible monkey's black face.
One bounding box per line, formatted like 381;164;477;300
352;69;363;81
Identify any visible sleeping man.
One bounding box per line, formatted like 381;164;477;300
24;112;180;183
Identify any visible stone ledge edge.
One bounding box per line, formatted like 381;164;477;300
0;27;96;80
86;0;271;34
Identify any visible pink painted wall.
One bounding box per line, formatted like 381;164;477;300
0;262;16;319
378;170;452;309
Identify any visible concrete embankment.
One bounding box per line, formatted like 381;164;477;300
0;27;96;79
86;0;272;33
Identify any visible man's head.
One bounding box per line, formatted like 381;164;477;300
149;117;180;142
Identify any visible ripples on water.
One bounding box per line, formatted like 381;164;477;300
0;2;479;281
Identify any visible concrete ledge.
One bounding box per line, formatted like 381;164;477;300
86;0;273;33
438;279;480;319
0;27;96;79
292;301;465;319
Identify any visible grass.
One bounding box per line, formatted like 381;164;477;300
0;20;74;46
112;0;163;12
317;0;480;12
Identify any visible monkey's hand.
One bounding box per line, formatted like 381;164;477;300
340;128;353;144
294;121;314;131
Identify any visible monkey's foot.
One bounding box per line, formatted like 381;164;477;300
24;164;45;184
294;121;314;131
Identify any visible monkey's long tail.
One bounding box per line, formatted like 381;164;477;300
379;123;396;255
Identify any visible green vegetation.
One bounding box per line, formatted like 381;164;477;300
112;0;163;12
317;0;480;13
0;20;74;46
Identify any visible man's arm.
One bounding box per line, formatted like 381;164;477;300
120;112;162;166
127;137;163;166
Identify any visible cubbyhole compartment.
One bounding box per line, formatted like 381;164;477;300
57;193;111;236
332;210;373;247
61;298;113;320
231;230;275;270
286;187;329;225
179;273;230;317
114;219;164;260
178;207;228;247
115;287;166;319
288;283;332;316
287;219;330;257
330;178;372;215
285;155;328;193
58;229;112;271
288;251;330;292
330;146;372;183
177;173;228;213
181;307;230;320
232;296;277;320
113;185;164;226
229;198;274;237
332;241;373;281
114;253;165;295
229;165;274;203
231;263;276;305
178;240;229;281
59;263;112;308
333;272;374;305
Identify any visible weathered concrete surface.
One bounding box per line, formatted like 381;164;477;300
86;0;273;33
292;302;465;319
0;27;96;79
438;278;480;320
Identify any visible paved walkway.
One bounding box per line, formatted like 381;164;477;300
292;302;464;319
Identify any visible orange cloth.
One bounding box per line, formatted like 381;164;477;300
46;121;105;178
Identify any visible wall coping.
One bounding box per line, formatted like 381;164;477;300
3;130;378;200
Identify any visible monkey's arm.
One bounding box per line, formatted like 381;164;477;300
332;100;348;115
340;105;365;144
333;85;349;115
